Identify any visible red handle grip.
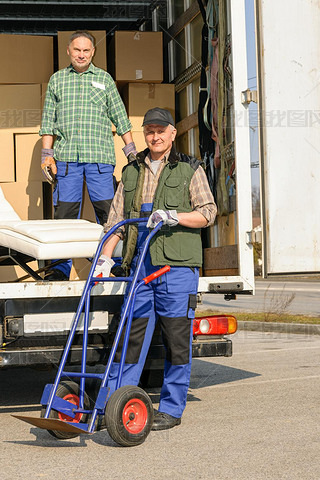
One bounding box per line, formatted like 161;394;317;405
143;265;171;284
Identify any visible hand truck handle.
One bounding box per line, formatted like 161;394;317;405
143;265;171;284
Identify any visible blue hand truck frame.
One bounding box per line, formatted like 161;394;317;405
14;218;169;446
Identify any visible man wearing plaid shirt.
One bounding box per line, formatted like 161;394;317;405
40;30;135;281
97;107;217;431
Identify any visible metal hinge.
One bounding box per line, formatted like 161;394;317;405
241;88;257;105
247;229;262;244
246;231;253;245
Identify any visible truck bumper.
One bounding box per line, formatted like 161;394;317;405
0;338;232;368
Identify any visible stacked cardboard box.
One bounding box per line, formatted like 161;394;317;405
0;33;54;221
106;30;175;184
0;34;53;84
0;34;54;281
0;84;42;183
108;31;163;85
122;83;175;131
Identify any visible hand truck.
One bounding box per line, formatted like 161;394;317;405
13;218;169;447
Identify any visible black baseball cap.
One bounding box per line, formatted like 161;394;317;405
142;107;175;127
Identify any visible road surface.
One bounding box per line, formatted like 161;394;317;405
1;330;320;480
200;279;320;317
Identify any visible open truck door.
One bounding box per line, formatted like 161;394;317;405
256;0;320;276
193;0;255;296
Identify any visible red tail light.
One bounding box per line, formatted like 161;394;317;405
193;315;237;335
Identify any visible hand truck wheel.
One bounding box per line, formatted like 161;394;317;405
104;385;154;447
40;381;90;440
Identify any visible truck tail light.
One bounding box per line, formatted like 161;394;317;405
193;315;237;335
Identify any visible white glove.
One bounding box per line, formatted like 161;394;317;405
147;209;179;229
94;255;115;278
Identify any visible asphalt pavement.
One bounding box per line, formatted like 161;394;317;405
1;330;320;480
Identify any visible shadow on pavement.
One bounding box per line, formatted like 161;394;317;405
189;358;260;390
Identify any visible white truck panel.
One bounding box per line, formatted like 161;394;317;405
229;0;255;291
0;281;126;300
24;311;109;335
257;0;320;275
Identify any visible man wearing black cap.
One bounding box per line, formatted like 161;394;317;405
98;107;217;430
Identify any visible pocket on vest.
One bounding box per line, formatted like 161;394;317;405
164;177;185;209
163;230;194;262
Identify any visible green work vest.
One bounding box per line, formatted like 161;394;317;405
121;148;203;267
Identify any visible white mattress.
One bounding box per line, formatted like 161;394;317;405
0;219;104;260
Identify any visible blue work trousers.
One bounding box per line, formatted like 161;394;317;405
52;161;115;277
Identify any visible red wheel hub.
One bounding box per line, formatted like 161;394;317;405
122;398;148;434
58;393;82;423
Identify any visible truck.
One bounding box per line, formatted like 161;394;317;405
0;0;319;380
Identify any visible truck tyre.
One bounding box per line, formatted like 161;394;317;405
41;381;90;440
105;385;154;447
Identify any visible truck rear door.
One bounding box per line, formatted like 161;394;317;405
197;0;255;295
256;0;320;276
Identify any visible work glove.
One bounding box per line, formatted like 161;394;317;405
41;148;57;184
147;209;179;229
122;142;138;162
93;255;115;278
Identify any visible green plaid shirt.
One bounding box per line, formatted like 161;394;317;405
39;63;132;164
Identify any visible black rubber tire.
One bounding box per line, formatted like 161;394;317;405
105;385;154;447
41;381;90;440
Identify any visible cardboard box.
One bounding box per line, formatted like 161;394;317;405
0;128;41;183
109;31;163;83
70;258;92;281
58;31;107;71
0;181;44;220
122;83;175;130
0;84;41;182
113;131;146;181
0;34;53;84
0;132;15;182
0;84;41;128
15;134;43;182
41;83;48;110
0;262;39;283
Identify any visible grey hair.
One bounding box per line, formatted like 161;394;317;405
143;124;176;132
68;31;95;48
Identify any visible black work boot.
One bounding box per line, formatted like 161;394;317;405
151;411;181;431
